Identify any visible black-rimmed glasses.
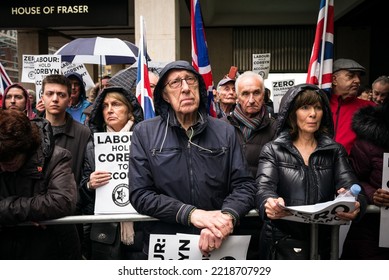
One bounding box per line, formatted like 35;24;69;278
164;76;198;89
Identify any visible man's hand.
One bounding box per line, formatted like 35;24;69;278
190;209;233;239
373;188;389;207
198;228;223;256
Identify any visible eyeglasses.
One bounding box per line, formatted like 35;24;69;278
164;76;198;89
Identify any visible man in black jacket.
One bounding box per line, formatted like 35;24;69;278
224;71;277;259
128;60;257;258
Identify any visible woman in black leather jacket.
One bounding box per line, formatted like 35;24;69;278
256;84;367;259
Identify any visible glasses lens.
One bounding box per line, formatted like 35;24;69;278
186;76;197;85
169;79;181;89
166;76;198;89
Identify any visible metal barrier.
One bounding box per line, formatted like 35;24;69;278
19;205;381;259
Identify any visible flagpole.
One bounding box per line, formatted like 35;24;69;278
319;0;329;87
140;16;145;110
136;15;155;119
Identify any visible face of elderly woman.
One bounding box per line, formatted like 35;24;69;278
295;102;323;135
102;94;130;131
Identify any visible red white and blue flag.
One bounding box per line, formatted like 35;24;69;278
0;62;12;95
306;0;334;92
136;16;155;120
191;0;216;117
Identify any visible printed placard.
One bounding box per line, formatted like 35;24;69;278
61;61;95;91
279;197;357;225
379;153;389;247
94;132;137;214
149;233;250;260
33;55;62;97
252;53;271;79
272;79;295;113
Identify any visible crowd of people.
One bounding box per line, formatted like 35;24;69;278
0;57;388;260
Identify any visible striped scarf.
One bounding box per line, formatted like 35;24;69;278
233;104;264;140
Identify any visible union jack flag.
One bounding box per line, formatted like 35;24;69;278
136;16;155;120
306;0;334;92
0;62;12;95
191;0;216;117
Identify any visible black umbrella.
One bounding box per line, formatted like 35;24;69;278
109;61;167;94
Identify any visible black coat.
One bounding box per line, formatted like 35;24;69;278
0;118;80;259
128;61;257;255
342;102;389;259
225;107;277;177
256;84;366;259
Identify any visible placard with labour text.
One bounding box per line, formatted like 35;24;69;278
148;233;250;260
252;53;271;79
94;132;137;214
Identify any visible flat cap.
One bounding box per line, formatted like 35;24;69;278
217;77;235;88
333;58;366;74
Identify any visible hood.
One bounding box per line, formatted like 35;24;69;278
352;102;389;148
65;72;87;101
276;83;334;137
88;86;144;133
2;84;35;119
153;60;208;120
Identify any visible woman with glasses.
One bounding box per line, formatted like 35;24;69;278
128;60;257;258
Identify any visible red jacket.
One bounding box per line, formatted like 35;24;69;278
329;94;375;154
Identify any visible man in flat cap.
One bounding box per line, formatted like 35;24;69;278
215;77;237;118
330;58;375;154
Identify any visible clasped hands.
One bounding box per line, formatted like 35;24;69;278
189;209;234;256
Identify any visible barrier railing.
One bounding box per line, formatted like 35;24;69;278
18;205;381;259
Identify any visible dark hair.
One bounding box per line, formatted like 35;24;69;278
0;109;41;162
287;89;329;140
357;84;371;97
42;74;72;97
264;87;271;103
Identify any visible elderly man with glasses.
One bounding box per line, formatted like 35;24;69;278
128;60;257;259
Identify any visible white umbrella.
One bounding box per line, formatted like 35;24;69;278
54;36;139;65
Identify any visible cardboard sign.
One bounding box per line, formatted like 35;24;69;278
252;53;271;79
379;153;389;248
279;197;357;225
94;132;137;214
271;79;295;113
60;61;95;91
33;55;62;97
148;234;250;260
